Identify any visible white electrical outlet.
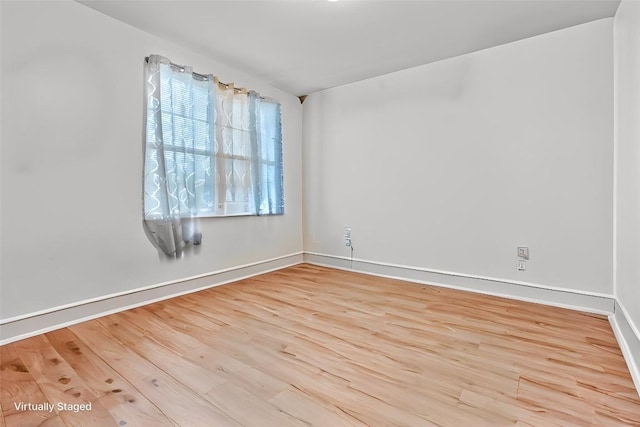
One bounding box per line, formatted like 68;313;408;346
517;260;526;271
517;246;529;259
344;226;352;247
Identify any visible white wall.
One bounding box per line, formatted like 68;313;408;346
614;0;640;341
303;19;613;296
0;1;303;320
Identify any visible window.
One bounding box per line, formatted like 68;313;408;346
144;56;283;221
143;55;283;257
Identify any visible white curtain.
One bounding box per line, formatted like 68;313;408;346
213;85;284;216
213;82;254;215
143;55;214;258
249;93;284;215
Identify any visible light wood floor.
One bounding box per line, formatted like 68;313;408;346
1;264;639;426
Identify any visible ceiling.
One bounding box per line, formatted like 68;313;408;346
79;0;620;96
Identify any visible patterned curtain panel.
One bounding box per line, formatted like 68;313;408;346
142;55;283;258
143;54;213;258
249;94;284;215
213;84;284;216
213;82;254;215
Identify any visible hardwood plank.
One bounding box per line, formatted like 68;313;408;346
115;308;290;401
204;381;307;427
3;264;639;426
68;320;240;426
1;343;53;424
96;314;227;396
10;335;116;426
269;385;367;426
3;413;66;427
175;300;500;424
44;328;174;427
2;342;73;427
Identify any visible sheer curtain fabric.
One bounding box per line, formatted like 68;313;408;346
143;54;283;258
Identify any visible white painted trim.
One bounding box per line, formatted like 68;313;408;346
610;300;640;396
616;299;640;344
0;252;303;345
305;252;614;300
0;252;302;325
304;252;615;315
613;9;619;298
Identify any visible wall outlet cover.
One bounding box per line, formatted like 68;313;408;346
517;246;529;259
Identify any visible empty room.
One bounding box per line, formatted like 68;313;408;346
1;0;639;425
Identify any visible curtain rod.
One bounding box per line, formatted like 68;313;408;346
145;56;258;97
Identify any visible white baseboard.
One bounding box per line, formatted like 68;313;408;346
0;252;303;345
303;252;615;315
610;300;640;396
